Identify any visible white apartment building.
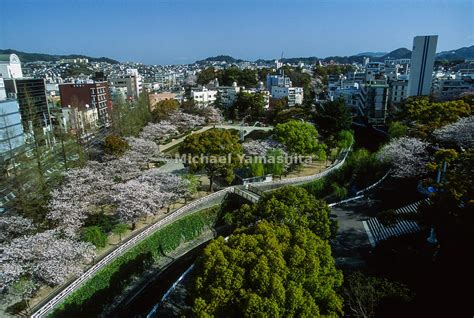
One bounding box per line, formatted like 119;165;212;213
191;87;218;107
217;83;241;107
271;86;303;106
61;105;99;140
0;54;23;79
109;72;142;101
432;73;474;100
389;78;409;104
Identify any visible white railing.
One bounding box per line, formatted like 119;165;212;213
355;169;391;196
328;169;391;208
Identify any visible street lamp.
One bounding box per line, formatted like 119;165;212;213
240;114;251;141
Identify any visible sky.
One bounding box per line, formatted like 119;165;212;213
0;0;472;65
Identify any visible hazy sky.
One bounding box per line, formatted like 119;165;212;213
0;0;472;65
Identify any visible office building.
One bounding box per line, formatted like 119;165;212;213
108;70;142;101
4;78;52;132
408;35;438;96
266;74;292;90
0;78;24;160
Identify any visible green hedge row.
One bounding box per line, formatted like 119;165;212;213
49;207;219;317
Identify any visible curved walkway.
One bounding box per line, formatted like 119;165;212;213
31;137;348;318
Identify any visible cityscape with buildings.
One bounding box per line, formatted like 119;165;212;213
0;0;473;317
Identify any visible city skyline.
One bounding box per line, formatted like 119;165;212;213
1;0;472;65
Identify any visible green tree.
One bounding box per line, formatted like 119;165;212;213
197;67;219;85
183;173;199;202
343;272;412;317
337;130;354;149
9;277;36;312
388;121;408;138
104;135;129;156
226;186;334;240
265;148;286;177
151;99;180;122
314;98;352;137
249;161;265;177
399;96;471;137
179;129;243;191
191;221;343;317
112;223;128;242
239;68;258;87
274;120;322;155
232;92;266;120
81;226;108;248
111;92;152;137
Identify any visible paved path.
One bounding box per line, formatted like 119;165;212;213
330;201;372;268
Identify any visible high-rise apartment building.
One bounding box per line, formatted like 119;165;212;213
408;35;438;96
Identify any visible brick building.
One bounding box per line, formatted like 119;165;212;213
59;82;112;127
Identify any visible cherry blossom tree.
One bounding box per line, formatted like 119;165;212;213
139;121;179;143
102;157;142;182
138;169;189;200
433;116;474;149
0;230;95;292
124;137;160;165
47;163;114;236
168;110;205;132
203;106;224;124
242;139;286;156
112;170;189;224
377;137;430;178
0;216;36;243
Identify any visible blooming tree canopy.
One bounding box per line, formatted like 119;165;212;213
0;230;95;292
124;137;160;165
242;139;286;156
47;162;113;237
112;171;189;223
433;116;474;149
139;121;179;143
0;216;36;243
168;110;205;132
377;137;430;178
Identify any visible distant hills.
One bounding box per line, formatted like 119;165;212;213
436;46;474;61
195;55;244;65
355;52;387;57
2;45;473;66
200;45;474;65
0;49;120;64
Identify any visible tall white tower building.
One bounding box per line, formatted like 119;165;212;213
408;35;438;96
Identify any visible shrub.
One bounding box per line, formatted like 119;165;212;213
104;135;129;156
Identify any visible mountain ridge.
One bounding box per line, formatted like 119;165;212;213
0;49;120;64
2;45;473;66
